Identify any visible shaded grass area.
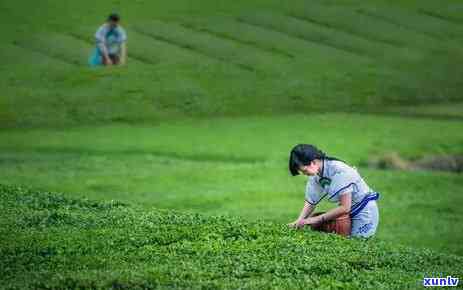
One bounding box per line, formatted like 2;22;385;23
1;184;462;289
1;0;463;127
1;114;462;255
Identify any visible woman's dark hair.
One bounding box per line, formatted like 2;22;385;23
289;144;341;176
108;13;120;22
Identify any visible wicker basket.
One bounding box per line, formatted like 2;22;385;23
310;212;351;237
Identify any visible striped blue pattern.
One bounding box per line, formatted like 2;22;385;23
350;192;380;218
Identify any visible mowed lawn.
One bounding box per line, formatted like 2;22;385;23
2;113;462;255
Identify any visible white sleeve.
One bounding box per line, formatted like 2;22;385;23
118;27;127;42
95;25;107;43
305;177;322;205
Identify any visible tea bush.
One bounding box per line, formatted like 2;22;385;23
1;184;461;289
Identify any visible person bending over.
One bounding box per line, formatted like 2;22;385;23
89;13;127;66
287;144;380;238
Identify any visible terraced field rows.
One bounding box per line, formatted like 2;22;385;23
2;0;463;126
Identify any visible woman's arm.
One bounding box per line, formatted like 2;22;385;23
288;200;315;228
97;42;112;65
299;200;315;220
303;192;351;225
95;25;112;65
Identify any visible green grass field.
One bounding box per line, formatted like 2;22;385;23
1;0;463;288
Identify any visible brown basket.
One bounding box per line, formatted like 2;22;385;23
310;212;351;237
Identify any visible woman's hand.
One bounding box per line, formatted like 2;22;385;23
287;219;306;229
104;56;113;66
287;220;299;228
302;216;323;226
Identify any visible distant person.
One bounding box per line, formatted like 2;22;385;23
287;144;380;238
89;13;127;66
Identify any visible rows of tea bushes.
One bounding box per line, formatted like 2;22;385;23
1;184;461;289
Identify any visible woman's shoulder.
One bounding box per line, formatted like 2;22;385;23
97;23;108;30
328;160;358;177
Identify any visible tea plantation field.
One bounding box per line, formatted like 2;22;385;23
2;185;462;289
1;0;463;288
1;113;462;256
1;0;463;127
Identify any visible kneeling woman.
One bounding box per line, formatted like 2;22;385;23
287;144;379;238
